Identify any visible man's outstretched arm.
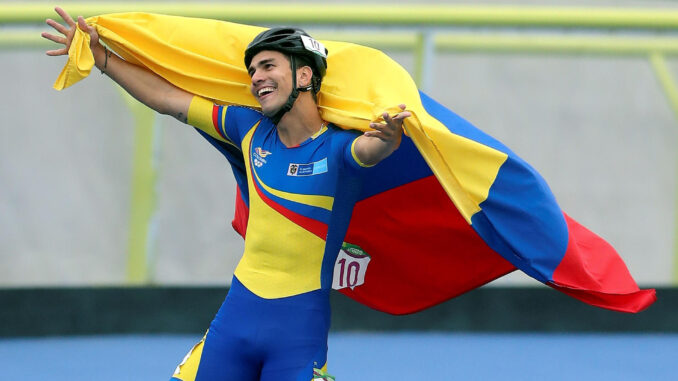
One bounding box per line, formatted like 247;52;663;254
352;104;411;167
42;7;193;123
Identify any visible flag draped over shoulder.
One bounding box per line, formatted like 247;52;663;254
55;13;656;313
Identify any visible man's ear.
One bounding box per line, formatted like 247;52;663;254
297;66;313;88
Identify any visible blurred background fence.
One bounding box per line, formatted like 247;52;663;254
1;1;677;335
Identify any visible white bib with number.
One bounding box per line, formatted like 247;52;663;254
332;243;371;290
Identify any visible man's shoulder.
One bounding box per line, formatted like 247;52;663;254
226;104;264;118
324;124;362;152
326;123;361;138
225;105;271;131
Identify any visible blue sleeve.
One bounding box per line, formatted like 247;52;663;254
333;129;371;176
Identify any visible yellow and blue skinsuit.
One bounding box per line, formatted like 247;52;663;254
171;96;370;381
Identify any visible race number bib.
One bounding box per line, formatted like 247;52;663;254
332;242;371;290
300;35;328;58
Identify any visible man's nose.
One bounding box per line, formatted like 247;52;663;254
251;69;264;84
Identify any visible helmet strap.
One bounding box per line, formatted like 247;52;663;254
270;55;302;125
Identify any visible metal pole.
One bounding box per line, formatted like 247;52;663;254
648;52;678;284
118;90;158;285
418;30;436;92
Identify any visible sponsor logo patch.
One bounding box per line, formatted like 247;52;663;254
287;158;328;176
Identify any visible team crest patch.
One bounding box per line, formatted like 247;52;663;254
253;147;272;168
287;158;328;176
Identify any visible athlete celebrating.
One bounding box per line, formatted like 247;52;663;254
43;7;410;380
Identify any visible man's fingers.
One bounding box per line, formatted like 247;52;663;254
370;122;391;131
55;7;76;27
77;16;99;44
77;16;90;32
382;111;393;124
378;112;409;127
370;105;410;138
369;123;396;138
41;32;66;45
381;107;411;123
46;19;69;35
364;130;387;139
46;47;68;56
393;111;412;121
391;104;410;121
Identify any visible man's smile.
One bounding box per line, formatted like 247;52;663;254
257;86;276;100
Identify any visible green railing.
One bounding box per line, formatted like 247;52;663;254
3;3;678;28
2;2;677;284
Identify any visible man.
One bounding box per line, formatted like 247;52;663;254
43;6;410;381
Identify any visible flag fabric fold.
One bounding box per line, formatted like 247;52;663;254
55;13;656;313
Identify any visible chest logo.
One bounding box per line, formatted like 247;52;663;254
287;158;328;176
253;147;272;168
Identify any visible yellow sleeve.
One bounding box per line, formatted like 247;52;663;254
187;95;230;144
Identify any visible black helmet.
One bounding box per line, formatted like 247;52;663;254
245;27;327;82
244;27;328;124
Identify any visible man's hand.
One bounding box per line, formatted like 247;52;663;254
353;104;411;167
42;7;102;57
40;6;193;123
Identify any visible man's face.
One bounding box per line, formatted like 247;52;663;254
248;50;293;117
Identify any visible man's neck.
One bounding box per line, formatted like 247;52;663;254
275;96;324;147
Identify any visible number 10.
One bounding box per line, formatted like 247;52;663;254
337;258;360;288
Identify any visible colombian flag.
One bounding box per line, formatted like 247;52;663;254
55;13;656;313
